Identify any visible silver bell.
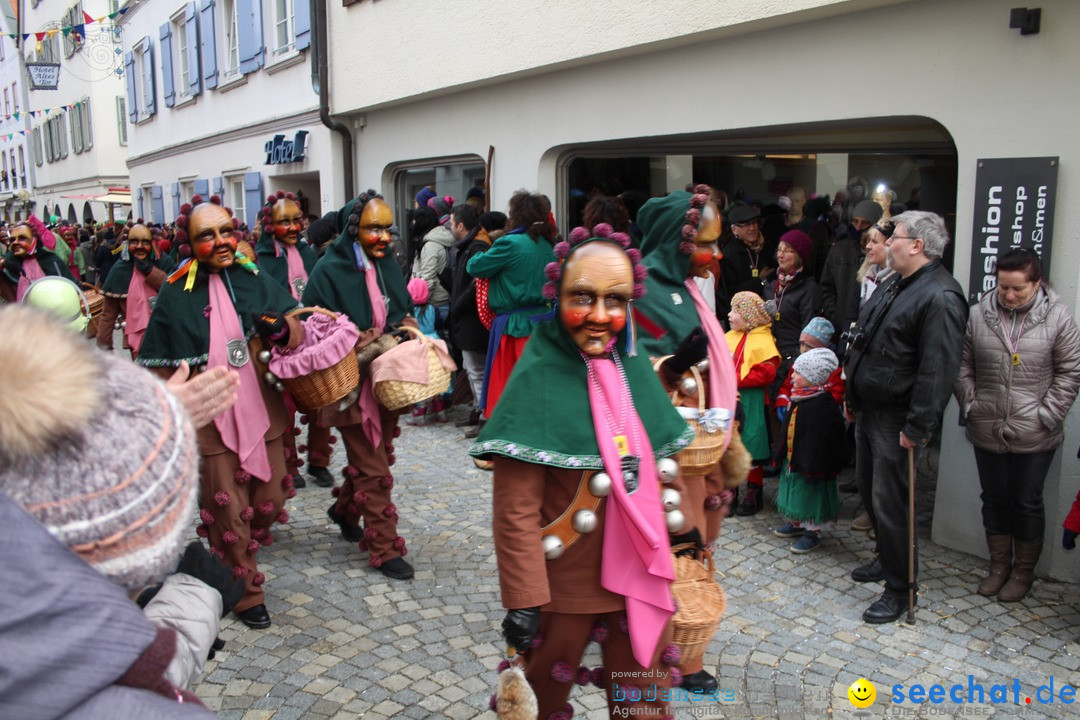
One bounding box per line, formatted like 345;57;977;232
257;349;272;364
274;382;285;392
695;357;709;373
661;488;682;513
119;320;127;329
541;534;564;560
264;371;278;385
665;509;686;533
657;458;679;484
678;375;698;397
588;472;612;497
114;320;121;330
572;509;598;534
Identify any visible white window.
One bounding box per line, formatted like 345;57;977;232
0;35;6;60
18;146;26;187
228;176;245;225
63;3;85;58
274;0;295;53
142;186;153;219
180;180;195;202
222;0;240;77
174;11;191;99
2;154;8;190
116;96;128;145
12;83;17;113
9;151;15;188
34;127;45;165
70;106;82;153
3;89;9;116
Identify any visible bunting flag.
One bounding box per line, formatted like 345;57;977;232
9;8;129;41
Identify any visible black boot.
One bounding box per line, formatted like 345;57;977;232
327;503;365;543
734;484;763;516
308;466;335;488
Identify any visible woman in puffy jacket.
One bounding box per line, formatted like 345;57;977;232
955;248;1080;602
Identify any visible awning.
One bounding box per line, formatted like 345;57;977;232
60;193;100;200
95;192;132;205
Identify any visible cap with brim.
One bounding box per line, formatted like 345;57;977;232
728;205;761;224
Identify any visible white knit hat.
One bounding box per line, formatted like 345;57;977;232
0;305;199;592
792;347;838;387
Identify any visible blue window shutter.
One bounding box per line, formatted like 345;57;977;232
138;190;146;221
142;38;157;116
243;172;263;230
159;24;175;108
124;52;137;121
237;0;264;75
171;182;181;217
199;0;218;90
213;176;224;196
185;3;201;96
151;185;165;224
194;178;209;198
295;0;311;51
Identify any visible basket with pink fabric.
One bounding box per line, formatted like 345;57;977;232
369;325;457;410
268;307;360;411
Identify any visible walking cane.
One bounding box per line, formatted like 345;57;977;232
906;446;916;625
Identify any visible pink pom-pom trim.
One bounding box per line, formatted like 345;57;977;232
550;661;574;684
214;491;230;507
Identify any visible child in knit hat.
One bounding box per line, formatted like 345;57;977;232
772;347;849;552
773;316;845;420
725;291;781;516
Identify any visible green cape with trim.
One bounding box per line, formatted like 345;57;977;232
254;235;319;292
100;255;174;297
468;318;694;469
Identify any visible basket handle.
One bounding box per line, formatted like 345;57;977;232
652;354;706;412
671;543;716;574
79;282;98;292
286;306;340;320
395;324;429;344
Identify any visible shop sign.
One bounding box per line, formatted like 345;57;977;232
265;130;309;165
26;63;61;90
968;157;1058;304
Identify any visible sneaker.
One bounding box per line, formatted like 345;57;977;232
773;522;804;538
791;532;821;554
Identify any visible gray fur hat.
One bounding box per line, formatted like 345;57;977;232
0;305;199;592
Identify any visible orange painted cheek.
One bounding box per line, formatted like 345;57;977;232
192;239;215;261
561;308;588;329
609;313;627;333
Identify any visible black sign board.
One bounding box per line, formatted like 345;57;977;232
968;157;1058;304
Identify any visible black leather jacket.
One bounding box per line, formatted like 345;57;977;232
844;260;968;445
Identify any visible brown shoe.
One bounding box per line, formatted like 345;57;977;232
998;540;1041;602
473;457;494;471
851;511;873;532
977;533;1012;597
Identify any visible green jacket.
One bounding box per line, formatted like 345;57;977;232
466;232;554;338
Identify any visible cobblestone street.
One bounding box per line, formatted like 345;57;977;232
194;407;1080;719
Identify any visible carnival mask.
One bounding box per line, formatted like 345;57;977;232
559;243;633;356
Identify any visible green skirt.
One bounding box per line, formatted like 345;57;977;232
776;462;840;525
740;386;770;460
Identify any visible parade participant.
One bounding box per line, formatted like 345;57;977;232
97;220;172;357
300;189;416;581
726;292;781;516
467;191;557;419
473;227;695;719
633;186;745;692
0;214;73;302
136;194;303;629
255;190;336;489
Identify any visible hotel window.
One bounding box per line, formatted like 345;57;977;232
274;0;295;54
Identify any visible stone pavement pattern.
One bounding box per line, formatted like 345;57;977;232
193;408;1080;719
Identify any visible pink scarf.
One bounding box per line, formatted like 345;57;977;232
283;243;307;301
588;354;674;668
125;269;156;354
684;279;738;453
357;246;387;448
208;274;272;480
15;256;45;301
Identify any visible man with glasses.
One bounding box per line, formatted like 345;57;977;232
821;199;883;336
843;211;967;623
717;203;777;326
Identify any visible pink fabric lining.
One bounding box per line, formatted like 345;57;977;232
125;270;155;353
684;279;738;454
15;257;45;301
284;244;307;301
268;311;360;379
363;253;387;331
588;354;674;668
208;274;272;481
369;334;455;386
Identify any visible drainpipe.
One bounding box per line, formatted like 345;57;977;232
314;0;354;200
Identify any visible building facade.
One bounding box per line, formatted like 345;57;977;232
119;0;339;231
324;0;1080;580
21;0;130;224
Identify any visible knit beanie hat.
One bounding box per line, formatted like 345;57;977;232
778;229;812;265
415;186;437;207
799;316;834;348
793;347;838;387
0;305;199;593
852;199;883;225
427;195;455;226
730;291;771;330
407;277;429;305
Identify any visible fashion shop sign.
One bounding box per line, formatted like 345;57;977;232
968;157;1058;304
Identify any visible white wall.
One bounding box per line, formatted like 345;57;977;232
331;0;1080;579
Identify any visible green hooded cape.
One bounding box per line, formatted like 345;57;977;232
254;234;319;292
135;261;300;368
468;318;694;469
100;255;174;297
300;197;410;330
634;190;702;358
2;246;74;284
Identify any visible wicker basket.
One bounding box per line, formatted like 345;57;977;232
372;325;451;411
670;544;726;663
653;359;726;475
80;283;104;339
277;307;360;411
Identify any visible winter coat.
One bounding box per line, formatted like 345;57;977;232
955;287;1080;454
716;234;775;323
845;260;967;445
449;226;494;353
411;224;453;307
820;236;861;334
763;271;823;363
143;573;223;691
